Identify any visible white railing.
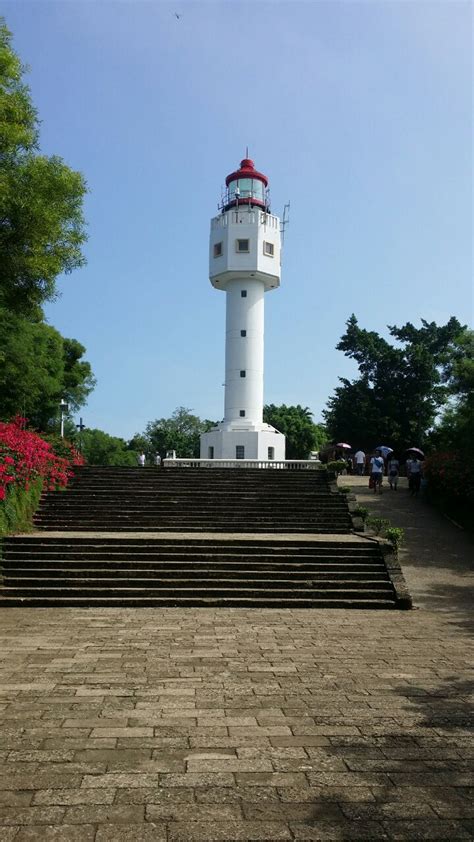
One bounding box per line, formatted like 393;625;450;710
163;459;322;470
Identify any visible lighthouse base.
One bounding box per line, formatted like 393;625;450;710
200;423;285;461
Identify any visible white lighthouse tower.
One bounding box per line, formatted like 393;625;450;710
200;157;286;461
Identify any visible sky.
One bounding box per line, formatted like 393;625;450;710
3;0;472;439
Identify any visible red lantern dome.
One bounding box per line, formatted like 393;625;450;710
224;158;269;211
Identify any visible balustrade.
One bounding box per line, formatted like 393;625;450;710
163;459;321;470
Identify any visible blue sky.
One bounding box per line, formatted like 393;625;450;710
4;0;472;439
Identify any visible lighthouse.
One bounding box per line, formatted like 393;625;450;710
200;157;286;461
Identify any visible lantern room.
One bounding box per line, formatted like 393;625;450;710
224;158;269;211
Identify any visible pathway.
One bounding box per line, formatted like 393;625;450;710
0;481;472;840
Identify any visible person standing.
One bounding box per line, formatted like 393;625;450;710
408;456;422;496
154;453;161;467
387;454;400;490
354;449;366;476
138;452;146;467
370;450;384;493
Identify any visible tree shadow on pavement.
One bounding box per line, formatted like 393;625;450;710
392;675;474;731
413;582;474;637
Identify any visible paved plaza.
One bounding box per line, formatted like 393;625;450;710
0;478;472;840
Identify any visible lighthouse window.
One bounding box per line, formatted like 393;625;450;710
239;410;245;417
240;330;246;337
240;370;246;378
213;242;223;258
263;241;274;257
236;239;249;253
236;446;245;459
241;290;247;298
252;180;264;201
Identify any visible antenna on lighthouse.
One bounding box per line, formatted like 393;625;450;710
281;201;290;246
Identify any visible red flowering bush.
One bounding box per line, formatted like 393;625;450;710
424;451;473;500
0;416;84;502
423;450;474;531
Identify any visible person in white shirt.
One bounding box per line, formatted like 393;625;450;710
138;452;146;467
408;457;422;496
354;450;366;476
370;450;384;493
387;456;400;491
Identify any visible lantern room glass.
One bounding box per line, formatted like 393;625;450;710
228;178;265;203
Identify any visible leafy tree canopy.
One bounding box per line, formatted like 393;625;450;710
428;329;474;458
324;315;466;452
0;308;95;430
0;20;87;314
143;407;215;459
78;428;138;467
263;404;323;459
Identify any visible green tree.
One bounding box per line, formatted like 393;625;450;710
323;377;382;450
80;429;138;467
324;315;465;451
428;329;474;456
313;423;329;452
263;404;320;459
144;407;215;458
62;338;96;412
0;20;87;314
0;308;95;429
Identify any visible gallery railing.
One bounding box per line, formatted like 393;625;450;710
163;459;322;470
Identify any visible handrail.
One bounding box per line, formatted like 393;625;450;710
163;459;322;470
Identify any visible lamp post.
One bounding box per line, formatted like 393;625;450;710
59;400;69;438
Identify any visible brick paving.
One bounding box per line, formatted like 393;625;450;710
0;478;473;840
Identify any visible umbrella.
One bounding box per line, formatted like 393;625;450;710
406;447;424;457
375;445;393;457
335;443;351;450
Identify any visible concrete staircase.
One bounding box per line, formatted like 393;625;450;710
0;467;405;608
32;466;353;534
0;536;397;608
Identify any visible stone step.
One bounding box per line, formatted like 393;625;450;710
3;548;380;566
2;576;393;592
2;567;386;580
51;482;330;489
35;504;347;512
34;507;349;517
2;541;379;551
35;493;345;502
0;582;394;598
33;524;353;533
35;512;348;519
0;595;397;608
33;514;352;522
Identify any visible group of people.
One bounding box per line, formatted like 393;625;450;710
351;449;424;496
138;453;161;467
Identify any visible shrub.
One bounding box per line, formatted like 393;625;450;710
0;417;83;501
0;417;83;536
423;450;473;531
354;505;369;521
339;486;351;494
0;477;43;536
327;460;347;475
385;526;405;551
366;516;391;535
